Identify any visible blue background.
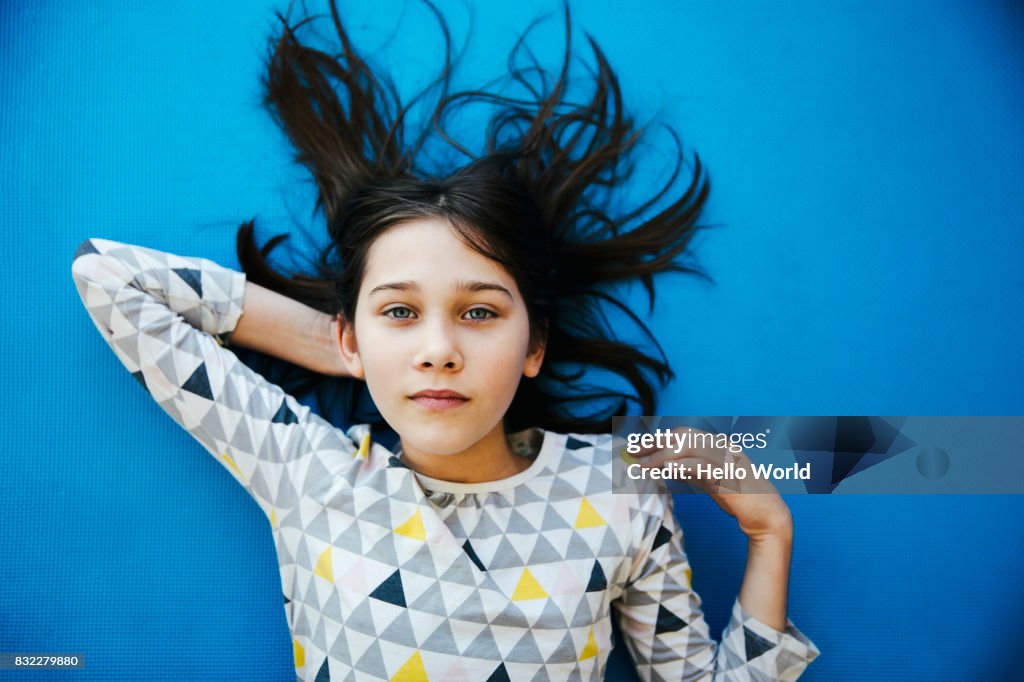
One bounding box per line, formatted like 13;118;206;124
3;0;1023;679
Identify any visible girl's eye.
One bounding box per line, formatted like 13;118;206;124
384;306;414;320
465;308;496;321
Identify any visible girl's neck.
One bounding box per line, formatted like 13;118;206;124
398;423;532;483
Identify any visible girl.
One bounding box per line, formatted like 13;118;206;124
71;1;819;679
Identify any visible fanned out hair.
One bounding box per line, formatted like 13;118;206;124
234;0;710;435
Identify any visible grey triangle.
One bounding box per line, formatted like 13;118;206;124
198;406;228;444
597;526;624;557
439;560;473;586
353;638;387;678
488;599;527;627
538;598;568;629
506;508;538;534
257;430;283;464
400;543;438;579
507;629;543;663
335;522;363;555
221;373;246;411
322;589;343;624
570;596;593;627
529;667;553;682
276;538;295;565
300;452;332;496
312;616;326;647
584;465;613;494
566;532;596;560
368;531;399;567
486;536;525;570
472;509;503;538
362;497;394;529
228;419;254;456
155;349;181;385
274;471;299;508
462;625;500;659
408;582;448;617
294;606;311;636
451;590;489;624
305;508;332;542
345;599;377;637
527;534;564;565
248;466;273;502
513;485;544;505
541;505;571;531
379;609;417;647
548;630;579;663
421;619;458;655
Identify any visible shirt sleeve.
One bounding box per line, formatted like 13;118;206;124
613;489;820;681
70;237;359;519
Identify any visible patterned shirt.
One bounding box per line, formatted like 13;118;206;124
71;238;820;681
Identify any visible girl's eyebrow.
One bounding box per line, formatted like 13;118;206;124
368;279;513;300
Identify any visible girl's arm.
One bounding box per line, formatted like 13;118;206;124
70;237;361;520
229;281;349;378
614;490;819;681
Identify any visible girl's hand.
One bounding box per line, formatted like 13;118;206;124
632;428;793;542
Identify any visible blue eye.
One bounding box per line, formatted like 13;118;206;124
465;308;496;321
384;306;414;320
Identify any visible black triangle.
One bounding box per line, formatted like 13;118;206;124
315;657;331;682
272;400;300;424
565;436;591;451
182;363;213;400
283;594;290;605
486;662;510;682
462;540;486;572
131;370;149;393
654;604;687;634
73;239;99;260
743;626;776;660
369;569;406;608
652;525;672;551
586;560;607;592
172;267;203;298
388;455;408;469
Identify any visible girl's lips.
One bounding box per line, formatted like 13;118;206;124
410;396;469;411
409;388;469;411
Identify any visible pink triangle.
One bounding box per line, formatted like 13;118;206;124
440;657;471;682
339;557;367;594
550;562;584;596
610;495;631;525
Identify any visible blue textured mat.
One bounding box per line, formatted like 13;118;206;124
3;1;1023;679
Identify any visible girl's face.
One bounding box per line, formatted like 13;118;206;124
338;218;545;460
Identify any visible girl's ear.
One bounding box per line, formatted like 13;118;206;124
336;314;365;380
523;329;547;379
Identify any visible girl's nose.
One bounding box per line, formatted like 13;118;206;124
414;319;463;371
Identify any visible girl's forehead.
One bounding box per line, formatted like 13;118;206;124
362;219;518;294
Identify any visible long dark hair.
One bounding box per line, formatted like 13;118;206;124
234;0;709;435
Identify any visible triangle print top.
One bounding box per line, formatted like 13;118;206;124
72;238;820;682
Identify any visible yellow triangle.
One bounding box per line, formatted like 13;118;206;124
391;650;428;681
580;627;599;660
356;433;371;459
685;567;692;589
221;452;244;479
293;638;305;668
269;508;277;529
395;510;426;541
575;498;606;529
511;567;548;601
314;547;334;583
